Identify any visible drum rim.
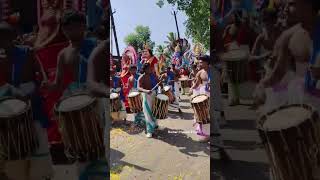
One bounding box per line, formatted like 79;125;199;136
156;94;169;101
110;92;120;99
128;91;140;97
0;96;29;118
163;86;171;92
54;93;96;113
190;94;209;103
258;104;317;131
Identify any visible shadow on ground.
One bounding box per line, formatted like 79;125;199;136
111;120;145;135
167;110;194;120
154;127;210;157
110;148;151;173
211;158;270;180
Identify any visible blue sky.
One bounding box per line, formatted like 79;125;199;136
110;0;191;55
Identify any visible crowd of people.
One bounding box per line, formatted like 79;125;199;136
0;1;108;179
110;41;214;142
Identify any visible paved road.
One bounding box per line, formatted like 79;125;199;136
211;98;271;180
110;94;210;180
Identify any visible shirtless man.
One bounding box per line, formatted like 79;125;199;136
0;22;53;180
128;65;146;125
190;55;211;142
47;10;97;95
258;0;318;108
138;63;163;138
86;39;109;178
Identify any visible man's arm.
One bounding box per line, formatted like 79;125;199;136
261;33;291;87
190;71;201;90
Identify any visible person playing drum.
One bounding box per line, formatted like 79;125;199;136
0;22;53;180
172;64;182;100
45;10;97;96
86;39;109;178
128;65;145;126
137;63;164;138
164;66;182;113
189;55;211;142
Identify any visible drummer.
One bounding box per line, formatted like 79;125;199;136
86;39;109;178
165;66;182;113
189;55;211;142
128;65;146;126
172;64;182;100
0;22;53;180
222;24;242;106
45;10;97;96
138;63;164;138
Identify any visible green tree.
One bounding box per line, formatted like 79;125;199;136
124;25;155;52
155;45;165;56
164;32;177;52
157;0;210;51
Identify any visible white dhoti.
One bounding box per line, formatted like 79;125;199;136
174;81;181;99
141;91;158;134
258;71;295;114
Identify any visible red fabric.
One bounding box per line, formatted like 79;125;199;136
120;73;131;108
35;42;69;144
149;56;158;75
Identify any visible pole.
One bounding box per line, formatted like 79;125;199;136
173;10;181;40
110;2;120;59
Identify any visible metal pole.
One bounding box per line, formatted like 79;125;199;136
110;2;120;59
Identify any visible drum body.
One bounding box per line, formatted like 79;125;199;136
128;91;142;113
152;94;169;119
55;94;104;161
0;97;38;160
110;93;121;112
163;86;175;103
221;49;248;83
180;77;190;94
191;95;210;124
258;104;320;180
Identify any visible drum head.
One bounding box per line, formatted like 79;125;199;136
164;86;171;92
57;94;95;112
110;93;119;99
157;94;169;101
261;105;311;131
179;77;188;81
128;91;140;97
0;98;27;118
191;95;208;103
221;49;248;61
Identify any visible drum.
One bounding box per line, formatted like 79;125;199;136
128;91;142;113
163;85;175;103
152;94;169;119
110;93;121;112
191;95;210;124
55;94;104;161
258;104;320;180
221;49;248;83
180;77;190;88
0;97;38;160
